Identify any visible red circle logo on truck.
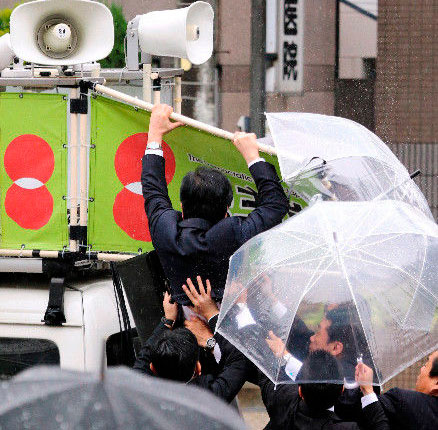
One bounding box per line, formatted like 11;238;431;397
113;133;175;241
4;134;54;230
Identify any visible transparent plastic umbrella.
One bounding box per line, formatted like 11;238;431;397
265;112;433;219
0;366;246;430
216;200;438;386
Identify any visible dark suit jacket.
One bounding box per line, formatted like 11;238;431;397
133;315;248;403
258;371;389;430
336;386;438;430
141;154;289;304
339;387;438;430
377;388;438;430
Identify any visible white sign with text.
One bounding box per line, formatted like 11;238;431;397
277;0;304;93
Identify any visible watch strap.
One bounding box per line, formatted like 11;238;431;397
161;316;175;328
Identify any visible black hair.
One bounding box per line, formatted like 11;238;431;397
325;304;366;362
299;350;344;412
180;167;233;224
430;355;438;378
149;328;199;383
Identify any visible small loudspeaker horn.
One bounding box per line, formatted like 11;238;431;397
10;0;114;66
0;34;14;71
138;1;214;65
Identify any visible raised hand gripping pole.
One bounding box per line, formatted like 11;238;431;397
89;82;277;156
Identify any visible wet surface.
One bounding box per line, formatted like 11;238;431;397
238;383;269;430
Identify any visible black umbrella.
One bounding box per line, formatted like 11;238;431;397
0;366;246;430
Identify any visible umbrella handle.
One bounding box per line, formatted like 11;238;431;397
87;82;278;156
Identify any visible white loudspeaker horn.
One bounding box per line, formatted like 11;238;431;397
138;1;214;65
0;34;14;71
10;0;114;66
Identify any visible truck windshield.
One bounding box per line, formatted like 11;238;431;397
0;338;60;380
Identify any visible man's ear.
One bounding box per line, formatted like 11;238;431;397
195;361;202;376
150;363;157;375
331;341;344;357
430;380;438;397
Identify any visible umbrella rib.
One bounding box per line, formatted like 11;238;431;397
401;237;429;327
348;246;436;330
380;342;438;386
355;247;438;303
372;173;414;202
219;242;326;320
270;254;334;270
280;229;327;246
340;207;394;253
246;242;328;287
342;254;416;327
346;232;406;250
334;245;382;386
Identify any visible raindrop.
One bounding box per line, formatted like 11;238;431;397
93;402;102;411
56;414;64;423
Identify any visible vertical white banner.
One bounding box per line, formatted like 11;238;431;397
277;0;304;93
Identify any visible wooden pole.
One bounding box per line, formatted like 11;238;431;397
174;76;182;114
92;83;277;156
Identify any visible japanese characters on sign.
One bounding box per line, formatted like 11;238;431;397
278;0;304;93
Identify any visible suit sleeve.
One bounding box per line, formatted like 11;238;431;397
236;161;289;246
195;340;248;403
375;389;402;425
362;401;390;430
133;321;168;375
258;369;299;428
141;154;175;237
189;314;246;402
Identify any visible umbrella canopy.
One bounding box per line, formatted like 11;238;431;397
216;200;438;386
0;366;246;430
266;112;432;219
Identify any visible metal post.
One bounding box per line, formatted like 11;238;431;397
250;0;267;137
69;88;79;252
153;76;161;105
79;108;88;229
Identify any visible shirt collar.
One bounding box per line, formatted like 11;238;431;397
179;218;213;230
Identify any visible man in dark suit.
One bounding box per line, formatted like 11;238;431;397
347;352;438;430
258;350;389;430
133;290;247;403
265;303;370;384
141;104;289;304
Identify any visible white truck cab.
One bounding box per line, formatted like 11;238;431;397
0;271;136;379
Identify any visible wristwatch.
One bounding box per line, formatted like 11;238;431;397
146;141;162;150
161;316;175;328
205;337;217;351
